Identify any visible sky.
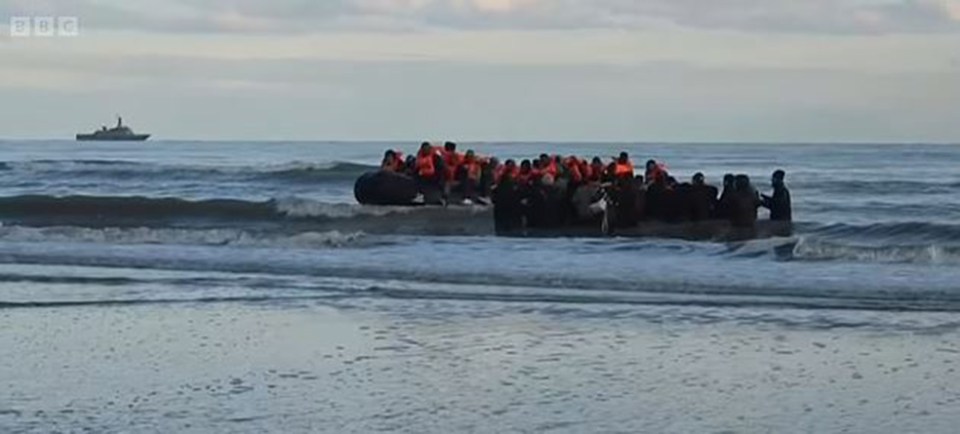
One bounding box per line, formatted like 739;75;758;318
1;0;959;142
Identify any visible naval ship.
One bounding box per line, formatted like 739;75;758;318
76;117;150;141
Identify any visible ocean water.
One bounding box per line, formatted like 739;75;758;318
2;140;960;432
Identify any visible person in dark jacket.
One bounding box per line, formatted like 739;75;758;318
761;169;792;221
492;172;524;235
612;176;639;228
730;174;761;228
689;172;719;222
715;173;735;219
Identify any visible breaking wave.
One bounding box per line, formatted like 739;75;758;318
0;194;493;235
791;238;960;265
0;225;369;249
0;160;373;184
0;194;429;222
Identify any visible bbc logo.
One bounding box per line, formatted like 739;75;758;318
10;16;80;37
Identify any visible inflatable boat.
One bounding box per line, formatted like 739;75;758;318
354;171;489;206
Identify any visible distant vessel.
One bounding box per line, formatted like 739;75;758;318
76;116;150;141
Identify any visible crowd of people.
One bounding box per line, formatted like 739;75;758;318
379;142;792;233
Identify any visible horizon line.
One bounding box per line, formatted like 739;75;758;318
1;137;958;146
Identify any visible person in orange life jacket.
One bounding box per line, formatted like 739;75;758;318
414;142;443;187
496;159;519;185
577;158;592;183
563;156;583;185
517;160;534;186
605;162;617;183
530;159;543;180
440;141;463;183
539;154;559;179
588;157;605;183
456;150;485;201
380;150;405;173
614;152;634;179
645;159;667;185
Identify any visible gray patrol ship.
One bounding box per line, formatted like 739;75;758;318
76;117;150;141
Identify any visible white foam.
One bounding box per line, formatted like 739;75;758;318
0;226;367;250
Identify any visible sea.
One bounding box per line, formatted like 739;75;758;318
2;140;959;433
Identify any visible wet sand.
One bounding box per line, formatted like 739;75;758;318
3;300;959;433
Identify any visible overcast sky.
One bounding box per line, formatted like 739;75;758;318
1;0;959;142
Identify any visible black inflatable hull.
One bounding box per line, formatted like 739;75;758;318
354;171;421;206
354;171;470;206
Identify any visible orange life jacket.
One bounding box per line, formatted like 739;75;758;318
517;169;532;185
543;159;559;178
464;160;482;182
530;167;542;181
564;158;583;183
416;152;436;178
578;160;593;182
441;150;462;182
495;165;517;184
590;163;605;181
646;163;667;184
614;161;634;178
381;151;405;172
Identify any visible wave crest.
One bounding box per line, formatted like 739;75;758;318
0;225;368;249
0;160;374;184
792;238;960;265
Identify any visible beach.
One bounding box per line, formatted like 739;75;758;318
4;277;960;433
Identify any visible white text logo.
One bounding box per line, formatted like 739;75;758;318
10;16;80;37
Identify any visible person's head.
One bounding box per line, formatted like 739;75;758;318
734;174;751;192
538;153;551;165
444;141;457;152
619;152;629;163
520;159;532;172
635;174;644;184
464;150;476;162
419;142;432;154
646;159;657;171
772;169;786;187
591;156;603;166
488;157;499;168
666;176;678;187
505;159;517;169
723;173;734;188
384;149;396;159
692;172;705;186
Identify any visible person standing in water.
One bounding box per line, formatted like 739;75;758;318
761;169;792;221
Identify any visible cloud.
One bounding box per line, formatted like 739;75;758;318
3;0;960;34
3;53;958;141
